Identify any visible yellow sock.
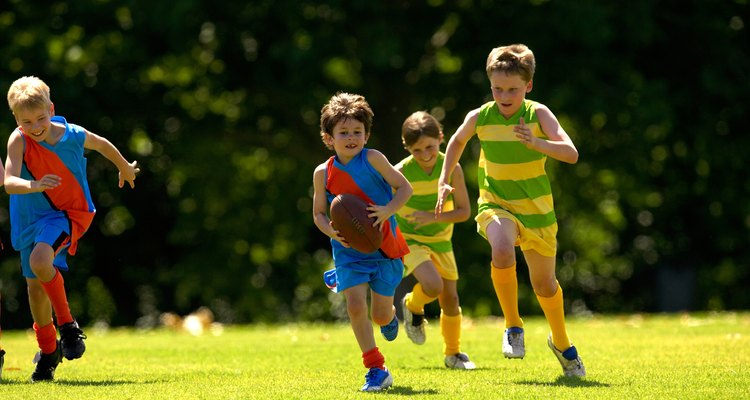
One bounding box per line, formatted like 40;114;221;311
440;309;462;356
406;283;436;315
490;264;523;328
536;282;571;350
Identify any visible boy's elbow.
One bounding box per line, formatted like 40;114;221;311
457;208;472;222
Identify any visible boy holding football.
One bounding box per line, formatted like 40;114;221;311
5;76;139;382
436;44;586;377
312;92;412;391
395;111;476;370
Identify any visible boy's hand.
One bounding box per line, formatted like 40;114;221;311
408;210;437;229
514;117;538;149
329;221;351;248
367;203;392;232
435;182;454;217
33;174;62;192
119;160;140;189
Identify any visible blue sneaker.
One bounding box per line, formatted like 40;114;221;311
380;316;399;341
323;269;338;293
361;367;393;392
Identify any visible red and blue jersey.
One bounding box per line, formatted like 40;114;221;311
9;116;96;255
325;148;409;266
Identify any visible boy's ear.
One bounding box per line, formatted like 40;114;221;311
526;80;533;93
50;103;55;116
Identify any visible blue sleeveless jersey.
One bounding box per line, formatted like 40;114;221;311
325;148;409;266
10;116;96;253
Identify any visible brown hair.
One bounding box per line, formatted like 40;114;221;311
7;76;52;113
486;44;536;83
401;111;442;148
319;92;374;150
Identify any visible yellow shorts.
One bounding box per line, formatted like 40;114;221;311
475;208;558;257
403;244;459;281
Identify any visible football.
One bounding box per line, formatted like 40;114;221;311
329;193;383;253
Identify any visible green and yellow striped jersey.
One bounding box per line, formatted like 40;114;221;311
476;99;556;229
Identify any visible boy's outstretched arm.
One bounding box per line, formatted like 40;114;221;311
436;109;479;216
84;130;140;188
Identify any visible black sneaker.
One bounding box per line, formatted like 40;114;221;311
59;320;87;360
1;348;5;381
31;341;63;382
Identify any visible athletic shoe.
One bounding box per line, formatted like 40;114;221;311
547;334;586;377
59;320;87;360
502;327;525;359
361;367;393;392
31;341;63;382
444;352;476;370
0;348;5;381
401;294;426;345
380;315;399;341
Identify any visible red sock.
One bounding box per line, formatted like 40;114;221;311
362;347;385;370
39;270;74;325
34;322;58;354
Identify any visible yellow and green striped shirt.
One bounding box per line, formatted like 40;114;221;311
476;99;556;228
395;153;454;253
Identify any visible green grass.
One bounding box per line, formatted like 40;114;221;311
1;312;748;399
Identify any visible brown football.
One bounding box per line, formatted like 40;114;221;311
329;193;383;253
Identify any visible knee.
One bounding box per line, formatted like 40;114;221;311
531;277;558;297
441;292;460;312
346;298;368;320
371;307;394;326
28;253;52;278
491;247;516;267
421;280;444;298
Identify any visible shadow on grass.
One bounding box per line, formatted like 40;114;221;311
55;379;164;386
516;376;610;388
0;379;163;386
387;385;440;395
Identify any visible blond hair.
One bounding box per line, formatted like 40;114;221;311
486;44;536;83
7;76;52;113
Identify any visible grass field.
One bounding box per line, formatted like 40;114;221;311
0;312;748;399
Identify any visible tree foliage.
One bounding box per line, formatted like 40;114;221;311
0;0;747;328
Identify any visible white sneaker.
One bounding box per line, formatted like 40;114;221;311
547;334;586;377
401;294;426;345
502;327;525;359
444;352;476;370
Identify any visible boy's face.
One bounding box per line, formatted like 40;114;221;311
325;117;369;163
14;103;55;142
405;134;442;172
489;70;532;118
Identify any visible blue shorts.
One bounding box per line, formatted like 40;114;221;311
336;259;404;296
20;224;71;279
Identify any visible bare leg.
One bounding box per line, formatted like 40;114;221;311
370;290;395;327
344;283;376;352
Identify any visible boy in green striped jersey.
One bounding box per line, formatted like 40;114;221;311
436;44;585;377
395;111;475;369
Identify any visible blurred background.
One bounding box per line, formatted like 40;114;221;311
0;0;748;329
